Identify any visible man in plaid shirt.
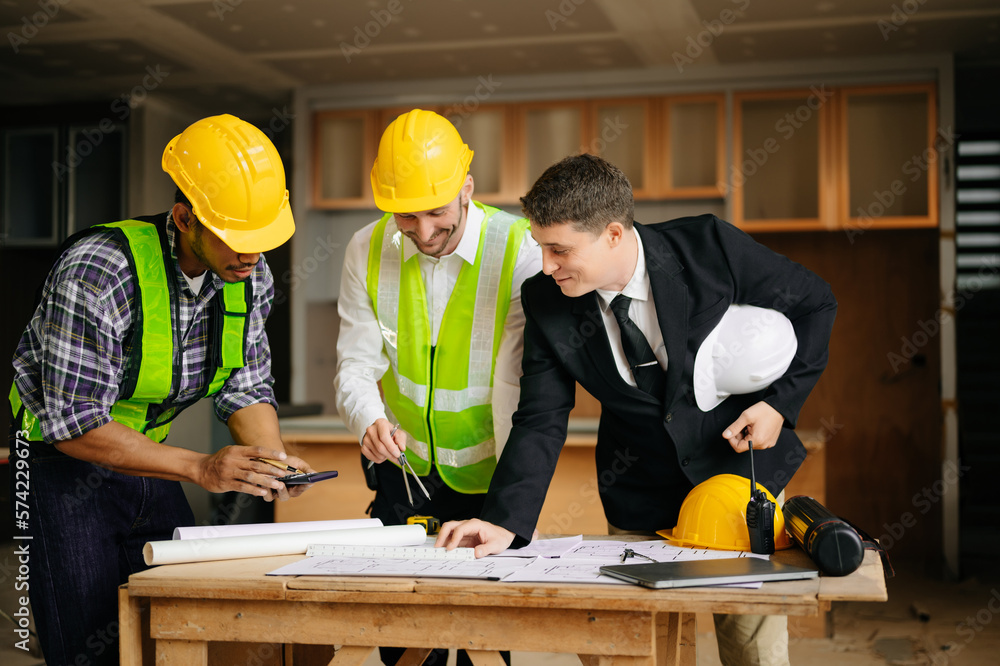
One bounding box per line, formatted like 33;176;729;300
9;115;312;666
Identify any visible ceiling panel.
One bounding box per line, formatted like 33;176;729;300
149;0;616;54
1;0;998;110
0;0;86;26
712;15;1000;63
0;39;190;80
691;0;1000;24
266;38;642;85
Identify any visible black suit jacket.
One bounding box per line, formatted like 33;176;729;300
481;215;837;544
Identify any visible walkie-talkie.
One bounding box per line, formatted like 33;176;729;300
746;440;776;555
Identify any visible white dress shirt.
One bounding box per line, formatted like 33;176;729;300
595;227;668;386
334;202;541;457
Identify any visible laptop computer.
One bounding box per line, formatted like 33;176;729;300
598;557;819;589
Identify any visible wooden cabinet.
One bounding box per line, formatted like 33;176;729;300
311;109;377;209
660;95;726;198
588;97;653;197
445;105;519;204
838;83;938;229
310;95;726;210
519;101;589;192
309;85;937;233
732;89;833;231
732;83;937;231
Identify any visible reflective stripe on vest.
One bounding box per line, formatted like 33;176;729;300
367;204;528;493
9;219;249;443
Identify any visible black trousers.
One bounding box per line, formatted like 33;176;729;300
367;462;510;666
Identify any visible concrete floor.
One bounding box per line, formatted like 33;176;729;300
2;539;998;665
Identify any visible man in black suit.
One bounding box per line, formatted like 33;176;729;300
437;154;837;666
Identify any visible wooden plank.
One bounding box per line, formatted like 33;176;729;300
577;656;654;666
156;639;207;665
679;613;696;666
818;550;888;602
127;556;296;600
285;577;820;617
118;585;145;666
326;646;372;666
656;612;681;666
151;598;653;656
208;642;282;665
466;650;507;666
397;647;434;666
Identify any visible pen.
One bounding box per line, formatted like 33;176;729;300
257;458;298;474
367;423;401;469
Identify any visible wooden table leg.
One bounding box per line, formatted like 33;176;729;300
578;656;655;666
328;645;375;666
466;650;508;666
156;638;207;665
655;612;696;666
396;647;434;666
678;613;696;666
118;585;145;666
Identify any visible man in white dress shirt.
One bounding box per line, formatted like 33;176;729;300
334;111;540;665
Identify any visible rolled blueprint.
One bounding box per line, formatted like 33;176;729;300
172;518;382;541
144;524;426;566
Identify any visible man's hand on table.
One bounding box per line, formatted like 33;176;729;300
435;519;516;558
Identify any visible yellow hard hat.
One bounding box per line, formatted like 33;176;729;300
162;114;295;253
657;474;793;551
370;109;473;213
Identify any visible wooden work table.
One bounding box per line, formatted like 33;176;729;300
120;544;885;666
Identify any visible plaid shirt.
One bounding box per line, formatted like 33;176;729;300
11;213;277;444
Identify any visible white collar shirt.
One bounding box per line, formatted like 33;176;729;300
595;227;668;386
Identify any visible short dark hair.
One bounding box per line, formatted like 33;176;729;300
520;154;634;235
174;187;192;208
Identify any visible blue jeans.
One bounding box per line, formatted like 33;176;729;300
13;436;194;666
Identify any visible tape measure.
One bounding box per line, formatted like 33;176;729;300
305;544;475;560
406;515;441;535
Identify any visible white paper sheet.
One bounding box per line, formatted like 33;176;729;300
502;540;766;587
143;524;425;566
491;535;583;558
267;554;527;580
500;557;631;584
172;518;382;541
561;540;770;563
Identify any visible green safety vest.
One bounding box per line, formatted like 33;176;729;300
367;203;529;493
9;219;251;443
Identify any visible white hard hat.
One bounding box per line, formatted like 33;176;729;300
693;304;798;412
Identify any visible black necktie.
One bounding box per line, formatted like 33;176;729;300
610;294;665;397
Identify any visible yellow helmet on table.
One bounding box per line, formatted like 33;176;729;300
371;109;473;213
162;114;295;253
658;474;793;551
